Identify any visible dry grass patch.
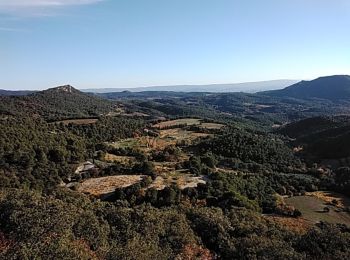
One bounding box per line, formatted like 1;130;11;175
149;172;206;190
306;191;350;209
160;128;210;143
108;129;210;154
154;162;178;174
77;175;144;197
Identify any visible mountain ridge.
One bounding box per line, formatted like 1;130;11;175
80;80;298;93
262;75;350;100
0;89;36;96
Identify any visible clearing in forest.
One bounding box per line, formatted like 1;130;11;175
159;128;210;143
77;175;145;197
285;194;350;226
104;153;135;164
108;128;211;153
149;172;206;190
153;118;201;129
153;118;225;130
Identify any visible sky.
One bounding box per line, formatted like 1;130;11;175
1;0;350;90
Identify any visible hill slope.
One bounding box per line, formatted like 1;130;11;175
262;75;350;100
279;116;350;160
0;85;114;120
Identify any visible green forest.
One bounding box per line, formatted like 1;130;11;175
1;87;350;259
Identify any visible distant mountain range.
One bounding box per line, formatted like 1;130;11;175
263;75;350;100
2;76;350;101
81;80;298;93
0;89;36;96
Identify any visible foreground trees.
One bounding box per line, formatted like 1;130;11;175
1;188;349;259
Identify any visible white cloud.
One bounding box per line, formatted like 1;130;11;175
0;0;104;16
0;0;103;7
0;26;29;32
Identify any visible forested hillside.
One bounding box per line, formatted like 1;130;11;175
0;85;114;120
1;85;350;259
280;116;350;159
264;75;350;100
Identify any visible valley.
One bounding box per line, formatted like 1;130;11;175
65;118;222;199
1;76;350;259
2;0;349;257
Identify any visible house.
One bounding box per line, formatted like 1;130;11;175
75;161;97;174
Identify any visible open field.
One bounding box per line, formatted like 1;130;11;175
159;128;210;142
108;128;211;153
153;118;225;130
106;118;222;157
151;162;206;190
52;118;98;125
153;118;201;128
77;175;145;197
285;195;350;226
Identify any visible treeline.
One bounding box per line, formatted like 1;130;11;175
110;168;323;214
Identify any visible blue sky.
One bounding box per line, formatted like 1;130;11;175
1;0;350;90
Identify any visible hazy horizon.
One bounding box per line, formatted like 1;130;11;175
1;78;300;91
